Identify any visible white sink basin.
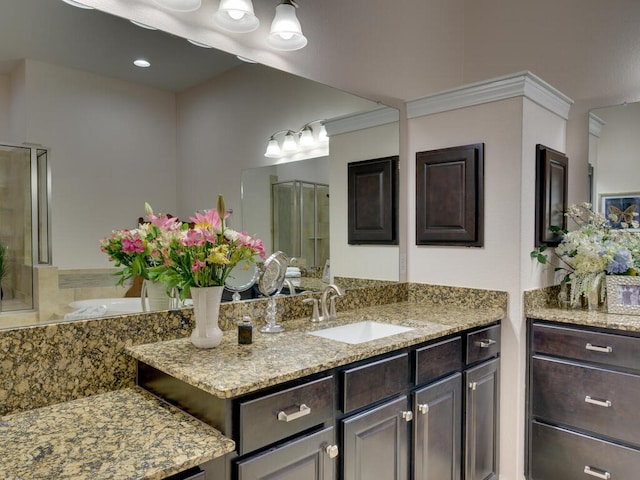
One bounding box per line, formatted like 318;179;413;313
308;321;414;345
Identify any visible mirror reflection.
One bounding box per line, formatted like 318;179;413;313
0;0;399;329
589;102;640;213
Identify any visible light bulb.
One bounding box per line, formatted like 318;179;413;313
299;127;315;147
278;32;294;40
265;138;281;157
228;10;245;20
282;132;298;152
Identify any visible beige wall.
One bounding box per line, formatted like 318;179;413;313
0;73;10;141
23;60;178;269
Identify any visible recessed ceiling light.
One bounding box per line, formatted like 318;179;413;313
133;59;151;68
130;20;157;30
151;0;202;12
187;39;214;48
237;55;257;63
61;0;95;9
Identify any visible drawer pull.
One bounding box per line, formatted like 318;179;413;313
469;382;477;391
478;339;496;348
324;444;339;459
584;396;612;408
402;410;413;422
277;404;311;422
418;403;429;415
585;343;613;353
584;466;611;479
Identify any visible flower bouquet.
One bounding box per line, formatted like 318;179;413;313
532;202;640;307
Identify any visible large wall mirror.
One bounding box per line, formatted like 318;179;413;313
0;0;399;328
589;102;640;218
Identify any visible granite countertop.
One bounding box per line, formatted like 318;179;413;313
0;387;235;480
528;306;640;332
127;302;504;399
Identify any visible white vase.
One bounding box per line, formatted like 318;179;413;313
140;279;173;312
190;285;224;349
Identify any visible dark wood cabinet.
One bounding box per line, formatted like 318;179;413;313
413;373;462;480
527;320;640;479
236;427;336;480
342;395;410;480
464;358;500;480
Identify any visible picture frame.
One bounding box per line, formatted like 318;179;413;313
347;156;399;245
535;144;568;247
606;275;640;315
599;193;640;231
415;143;484;246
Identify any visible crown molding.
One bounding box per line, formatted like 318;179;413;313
406;71;574;120
324;106;399;136
588;112;606;137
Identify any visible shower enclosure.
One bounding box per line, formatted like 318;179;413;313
0;143;50;312
272;180;329;268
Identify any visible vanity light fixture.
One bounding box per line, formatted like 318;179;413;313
133;58;152;68
151;0;202;12
264;120;328;159
267;0;308;51
60;0;94;9
213;0;260;33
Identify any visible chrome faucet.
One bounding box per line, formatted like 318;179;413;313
321;284;344;321
302;284;345;322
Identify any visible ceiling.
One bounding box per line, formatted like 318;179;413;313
0;0;244;92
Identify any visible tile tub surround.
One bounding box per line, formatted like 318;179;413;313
0;387;235;480
128;302;504;399
0;282;503;415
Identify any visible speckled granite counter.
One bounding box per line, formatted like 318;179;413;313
127;302;504;399
0;387;235;480
528;306;640;332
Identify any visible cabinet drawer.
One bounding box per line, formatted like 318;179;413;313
342;353;408;413
530;421;640;480
465;325;500;364
238;376;334;454
415;336;462;385
532;322;640;370
532;356;640;446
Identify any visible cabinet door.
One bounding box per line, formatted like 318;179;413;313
413;373;461;480
464;358;499;480
236;427;336;480
342;395;410;480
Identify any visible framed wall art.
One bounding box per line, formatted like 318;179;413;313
535;144;568;247
599;193;640;231
415;143;484;246
347;156;399;245
606;275;640;315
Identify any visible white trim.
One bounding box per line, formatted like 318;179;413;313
406;71;574;120
589;112;606;137
324;106;399;136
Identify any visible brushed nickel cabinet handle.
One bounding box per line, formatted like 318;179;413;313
584;465;611;479
586;343;613;353
418;403;429;415
478;339;496;348
325;444;339;459
401;410;413;422
277;404;311;422
585;396;612;408
469;382;478;391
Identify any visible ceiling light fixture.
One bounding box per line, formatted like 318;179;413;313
130;20;158;30
151;0;202;12
267;0;308;51
187;39;214;48
237;56;258;63
60;0;95;9
133;58;152;68
213;0;260;33
264;120;328;159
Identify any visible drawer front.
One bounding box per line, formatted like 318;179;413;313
532;322;640;370
465;325;500;365
530;421;640;480
239;376;334;454
415;336;462;386
343;353;409;413
532;356;640;446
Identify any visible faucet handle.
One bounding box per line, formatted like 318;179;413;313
302;298;321;322
328;295;339;321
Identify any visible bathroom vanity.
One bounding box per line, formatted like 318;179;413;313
128;302;502;480
526;308;640;479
